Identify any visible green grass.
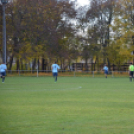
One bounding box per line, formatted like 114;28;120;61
0;76;134;134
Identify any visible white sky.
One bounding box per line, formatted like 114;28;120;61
77;0;89;6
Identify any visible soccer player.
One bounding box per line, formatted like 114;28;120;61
0;62;7;83
103;64;108;78
51;61;60;83
0;64;1;78
128;63;134;82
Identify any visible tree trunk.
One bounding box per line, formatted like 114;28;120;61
8;55;13;70
60;59;63;71
42;58;45;71
85;59;88;71
107;58;111;72
20;59;23;70
16;59;20;71
32;58;36;71
38;58;39;70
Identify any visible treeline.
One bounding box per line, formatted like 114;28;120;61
0;0;134;71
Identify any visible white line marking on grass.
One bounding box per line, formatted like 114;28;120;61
1;86;82;91
46;86;82;91
0;88;18;89
25;86;82;91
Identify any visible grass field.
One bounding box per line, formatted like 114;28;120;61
0;76;134;134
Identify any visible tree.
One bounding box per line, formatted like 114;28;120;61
86;0;117;70
112;0;134;66
0;5;2;60
4;0;77;70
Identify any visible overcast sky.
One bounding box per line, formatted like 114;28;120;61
77;0;89;6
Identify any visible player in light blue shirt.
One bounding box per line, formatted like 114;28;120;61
0;64;1;78
103;64;108;78
51;61;60;82
0;62;7;83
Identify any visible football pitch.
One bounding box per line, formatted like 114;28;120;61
0;76;134;134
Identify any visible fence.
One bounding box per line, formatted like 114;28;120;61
6;70;129;77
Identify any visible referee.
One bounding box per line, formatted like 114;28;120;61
129;63;134;82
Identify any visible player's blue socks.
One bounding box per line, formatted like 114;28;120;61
130;77;132;82
54;77;57;82
2;77;5;83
